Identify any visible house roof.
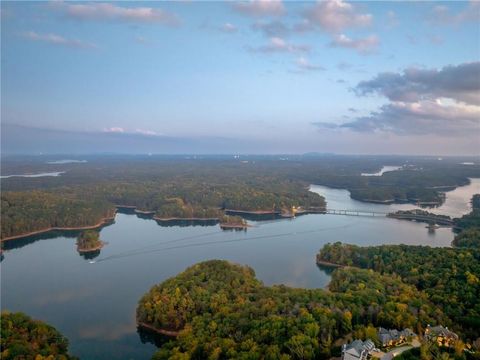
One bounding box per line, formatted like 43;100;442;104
426;325;459;339
343;339;373;359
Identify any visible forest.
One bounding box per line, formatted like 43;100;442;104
76;230;103;252
454;194;480;231
2;155;479;240
0;311;77;360
136;260;449;359
317;242;480;341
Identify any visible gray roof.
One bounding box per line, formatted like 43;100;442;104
342;339;374;360
427;325;458;339
378;327;417;345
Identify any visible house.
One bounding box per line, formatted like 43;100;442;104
377;327;416;347
425;325;459;347
342;339;375;360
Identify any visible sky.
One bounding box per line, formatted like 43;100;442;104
1;0;479;155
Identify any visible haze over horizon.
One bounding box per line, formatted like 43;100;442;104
1;1;479;155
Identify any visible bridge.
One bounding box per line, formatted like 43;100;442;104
324;209;388;217
323;209;454;226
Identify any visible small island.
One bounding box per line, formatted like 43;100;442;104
387;209;453;226
219;215;249;230
76;230;104;254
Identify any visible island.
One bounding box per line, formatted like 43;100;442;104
219;214;249;230
76;230;104;253
1;311;77;359
387;209;453;226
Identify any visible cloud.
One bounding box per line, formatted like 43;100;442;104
295;57;325;72
312;121;341;129
103;127;125;133
329;34;379;54
21;31;97;49
52;1;180;26
328;62;480;136
248;37;309;54
428;1;480;25
355;62;480;105
303;0;372;33
233;0;285;17
220;22;238;33
103;127;160;136
251;20;289;37
339;100;480;135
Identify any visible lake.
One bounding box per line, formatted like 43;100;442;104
0;171;65;179
1;181;477;359
361;165;403;176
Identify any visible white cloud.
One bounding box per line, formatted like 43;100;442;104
22;31;97;49
233;0;285;17
103;127;125;133
304;0;372;33
329;34;379;55
51;1;180;26
249;36;309;54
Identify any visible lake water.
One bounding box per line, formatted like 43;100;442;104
46;160;87;164
0;171;65;179
1;181;477;360
311;178;480;218
361;165;403;176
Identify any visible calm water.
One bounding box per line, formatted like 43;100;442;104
311;177;480;217
0;171;65;179
2;181;477;359
361;165;403;176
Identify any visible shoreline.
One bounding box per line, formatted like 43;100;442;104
77;242;104;253
154;216;219;222
219;223;250;229
316;259;345;268
137;322;179;337
0;205;327;241
1;212;116;242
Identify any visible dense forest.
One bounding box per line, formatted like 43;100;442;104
454;194;480;232
137;260;448;359
76;230;103;251
317;242;480;341
2;156;479;240
0;311;77;359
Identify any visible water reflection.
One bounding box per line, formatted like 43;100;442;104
78;249;102;260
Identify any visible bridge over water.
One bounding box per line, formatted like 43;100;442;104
324;209;388;217
323;209;454;226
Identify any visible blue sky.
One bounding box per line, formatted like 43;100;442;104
1;1;479;155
